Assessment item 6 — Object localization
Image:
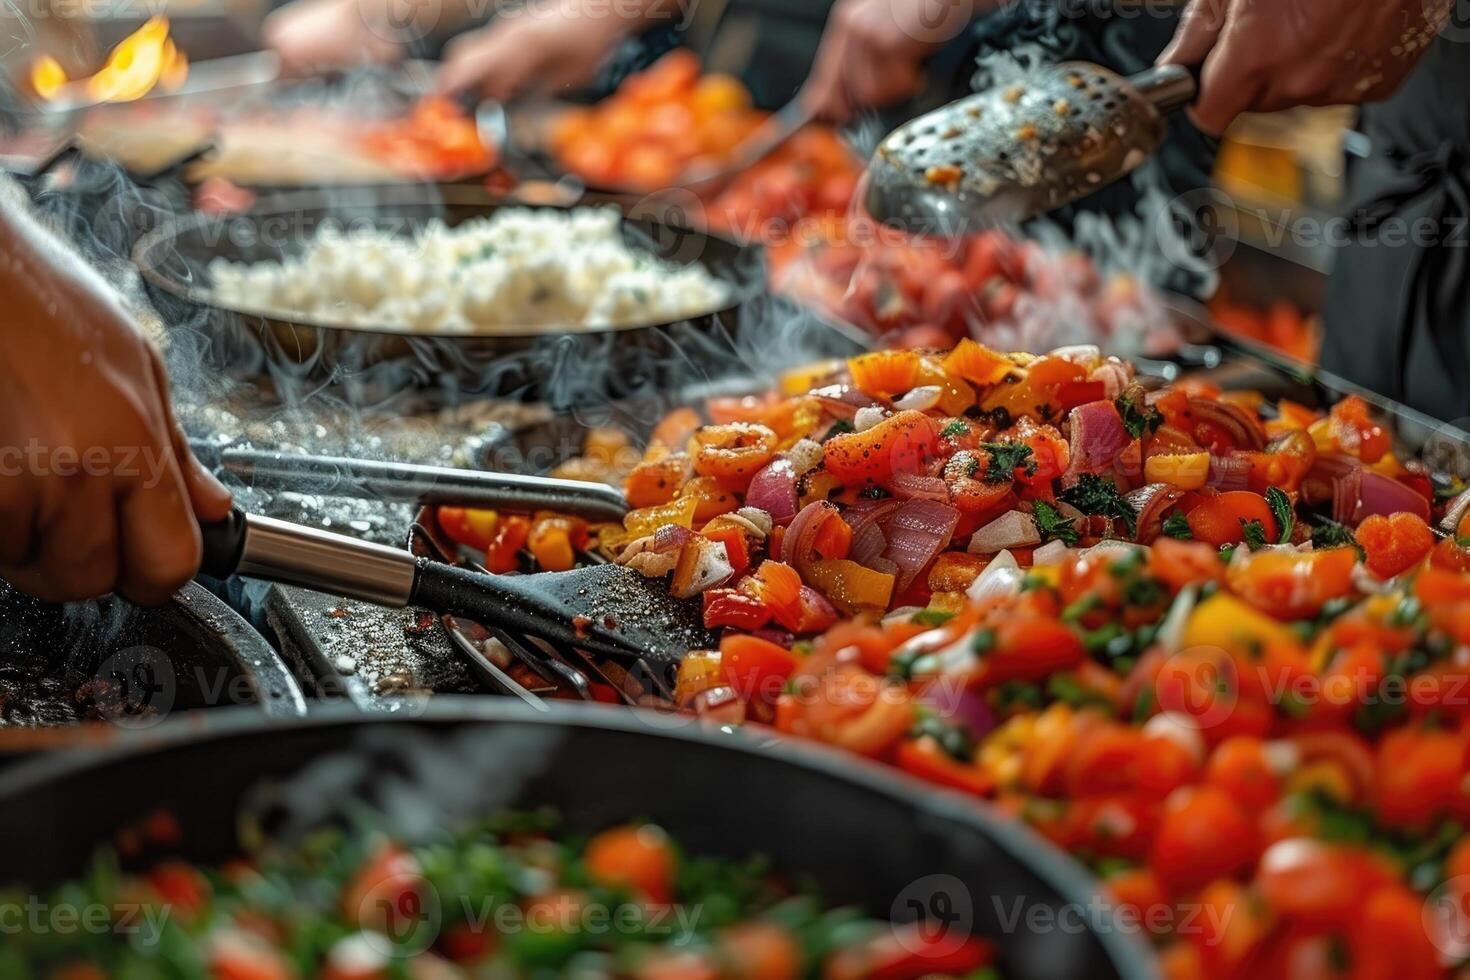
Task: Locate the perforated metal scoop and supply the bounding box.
[865,62,1196,234]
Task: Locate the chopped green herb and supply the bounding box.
[1046,673,1113,709]
[1061,593,1104,623]
[1265,487,1295,544]
[1240,519,1269,551]
[993,680,1044,712]
[940,419,970,440]
[910,608,956,628]
[1032,499,1079,546]
[1161,512,1193,540]
[1019,573,1050,593]
[970,627,996,655]
[1059,474,1138,536]
[980,442,1037,483]
[910,713,975,761]
[1312,520,1366,560]
[1115,396,1163,439]
[1218,544,1238,564]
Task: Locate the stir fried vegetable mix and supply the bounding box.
[434,343,1470,979]
[3,814,997,979]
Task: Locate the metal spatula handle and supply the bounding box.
[200,507,417,607]
[1129,64,1199,115]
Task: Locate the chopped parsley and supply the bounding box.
[1312,520,1366,560]
[910,712,975,761]
[1047,673,1114,710]
[1265,486,1294,543]
[1058,474,1138,537]
[940,419,970,440]
[1115,396,1163,439]
[992,680,1044,713]
[980,442,1036,483]
[1032,499,1079,546]
[970,627,997,655]
[910,607,956,628]
[1161,512,1193,540]
[1240,518,1269,551]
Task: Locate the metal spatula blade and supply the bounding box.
[864,62,1196,234]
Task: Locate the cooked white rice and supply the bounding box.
[207,206,730,333]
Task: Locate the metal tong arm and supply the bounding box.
[212,448,629,521]
[1128,63,1199,115]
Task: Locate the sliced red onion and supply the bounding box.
[1065,400,1131,477]
[850,522,889,567]
[883,498,960,591]
[1440,486,1470,537]
[917,682,998,741]
[968,510,1041,554]
[652,524,694,553]
[799,585,838,623]
[746,458,798,525]
[889,470,951,503]
[784,500,839,577]
[810,383,883,421]
[1332,467,1365,525]
[1354,471,1431,523]
[1206,453,1251,490]
[1126,483,1186,543]
[1302,454,1362,508]
[1188,397,1267,451]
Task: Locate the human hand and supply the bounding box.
[0,210,232,605]
[435,3,640,101]
[1160,0,1453,135]
[800,0,976,122]
[262,0,405,75]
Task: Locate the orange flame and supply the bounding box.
[31,17,189,105]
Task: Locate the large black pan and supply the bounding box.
[0,700,1157,979]
[0,579,306,732]
[132,185,776,407]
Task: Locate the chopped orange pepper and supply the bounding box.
[942,338,1015,387]
[806,559,895,614]
[847,349,920,397]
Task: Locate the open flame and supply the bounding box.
[30,16,189,105]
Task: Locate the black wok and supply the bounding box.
[0,700,1157,979]
[132,185,766,407]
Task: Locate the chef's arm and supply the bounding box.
[0,188,232,604]
[800,0,1005,122]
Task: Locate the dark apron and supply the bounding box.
[1320,36,1470,423]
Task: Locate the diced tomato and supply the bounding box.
[1226,547,1356,619]
[702,589,772,631]
[1150,785,1255,893]
[483,515,531,573]
[825,923,994,980]
[721,633,798,701]
[1355,512,1434,579]
[1184,491,1276,547]
[1147,538,1224,591]
[974,617,1085,687]
[341,842,425,934]
[584,824,677,904]
[1204,736,1280,811]
[895,736,995,797]
[1373,727,1466,829]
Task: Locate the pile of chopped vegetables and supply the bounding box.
[437,342,1470,979]
[4,813,997,979]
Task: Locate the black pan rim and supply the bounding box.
[0,697,1159,977]
[132,185,760,342]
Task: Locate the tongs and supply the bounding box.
[199,506,712,666]
[203,445,628,522]
[864,61,1197,234]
